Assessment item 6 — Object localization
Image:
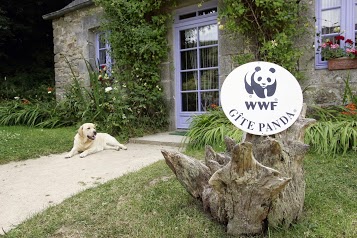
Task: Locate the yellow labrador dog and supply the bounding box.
[65,123,127,158]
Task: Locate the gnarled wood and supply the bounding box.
[161,107,315,236]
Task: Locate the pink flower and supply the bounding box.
[321,43,328,48]
[330,44,339,49]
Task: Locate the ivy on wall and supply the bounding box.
[94,0,174,131]
[219,0,308,80]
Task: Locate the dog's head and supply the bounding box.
[78,123,97,140]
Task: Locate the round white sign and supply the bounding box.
[221,61,303,136]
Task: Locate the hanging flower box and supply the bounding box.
[328,57,357,70]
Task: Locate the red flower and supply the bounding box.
[21,99,30,105]
[210,104,218,110]
[335,35,345,41]
[341,103,357,115]
[345,39,354,44]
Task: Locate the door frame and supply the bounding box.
[173,1,218,129]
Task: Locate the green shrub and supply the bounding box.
[185,109,243,150]
[93,0,171,135]
[305,105,357,155]
[186,105,357,156]
[219,0,309,80]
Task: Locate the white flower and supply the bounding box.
[333,27,340,33]
[105,87,113,92]
[271,40,278,47]
[14,96,20,100]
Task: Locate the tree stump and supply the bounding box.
[161,107,315,236]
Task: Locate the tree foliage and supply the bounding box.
[0,0,72,99]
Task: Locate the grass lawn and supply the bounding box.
[1,126,356,237]
[0,126,76,165]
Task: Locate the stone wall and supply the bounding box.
[52,5,103,100]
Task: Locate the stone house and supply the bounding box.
[43,0,357,130]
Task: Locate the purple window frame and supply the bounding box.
[315,0,357,69]
[96,32,112,70]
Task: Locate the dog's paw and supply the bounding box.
[79,152,87,158]
[122,145,128,150]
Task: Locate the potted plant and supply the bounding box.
[320,35,357,70]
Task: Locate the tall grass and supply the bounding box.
[305,105,357,155]
[186,106,357,156]
[185,109,243,150]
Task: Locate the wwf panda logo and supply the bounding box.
[244,66,277,98]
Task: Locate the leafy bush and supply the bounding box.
[305,106,357,155]
[0,100,63,128]
[93,0,171,135]
[219,0,309,80]
[0,56,168,139]
[185,105,357,156]
[185,109,243,150]
[0,70,55,101]
[305,120,357,155]
[58,58,137,137]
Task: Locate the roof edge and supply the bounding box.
[43,0,94,20]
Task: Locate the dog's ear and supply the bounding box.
[78,126,84,137]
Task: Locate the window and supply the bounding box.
[315,0,357,69]
[96,32,112,70]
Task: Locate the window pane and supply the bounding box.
[179,12,196,20]
[98,33,106,49]
[200,46,218,68]
[181,50,197,70]
[355,3,357,30]
[181,71,198,91]
[322,0,341,8]
[321,9,340,34]
[200,91,219,111]
[200,69,218,90]
[99,49,107,65]
[180,28,197,49]
[182,93,198,111]
[198,8,217,16]
[199,24,218,46]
